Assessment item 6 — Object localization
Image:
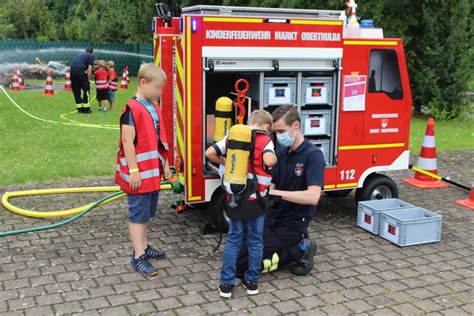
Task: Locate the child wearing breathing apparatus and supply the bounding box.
[206,110,277,298]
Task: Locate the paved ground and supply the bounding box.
[0,151,473,315]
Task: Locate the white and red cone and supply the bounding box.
[17,69,25,90]
[64,67,72,91]
[404,117,447,188]
[120,69,128,90]
[43,70,56,96]
[11,73,20,91]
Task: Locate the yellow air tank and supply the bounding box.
[213,96,234,142]
[223,124,252,208]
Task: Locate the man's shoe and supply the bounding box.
[289,239,317,276]
[144,244,166,260]
[131,254,159,277]
[241,279,259,295]
[218,283,234,298]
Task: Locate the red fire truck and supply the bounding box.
[152,4,412,229]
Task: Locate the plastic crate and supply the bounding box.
[379,207,442,247]
[263,77,296,107]
[308,138,330,165]
[302,77,333,106]
[301,110,331,136]
[357,199,414,235]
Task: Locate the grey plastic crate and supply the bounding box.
[263,77,296,107]
[379,207,442,247]
[301,110,331,136]
[302,77,333,106]
[357,199,414,235]
[308,139,330,165]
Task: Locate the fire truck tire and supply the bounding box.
[324,189,353,198]
[208,187,229,232]
[355,174,398,203]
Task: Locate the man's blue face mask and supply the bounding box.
[276,125,295,147]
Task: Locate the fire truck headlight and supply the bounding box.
[191,18,198,33]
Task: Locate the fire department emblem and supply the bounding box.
[295,163,304,176]
[381,119,389,128]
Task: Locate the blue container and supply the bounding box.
[379,207,442,247]
[357,199,414,235]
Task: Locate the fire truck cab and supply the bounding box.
[152,4,412,228]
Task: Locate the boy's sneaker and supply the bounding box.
[241,279,259,295]
[144,244,166,260]
[218,283,234,298]
[131,254,159,277]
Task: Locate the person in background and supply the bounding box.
[94,60,109,112]
[70,47,94,113]
[106,60,118,111]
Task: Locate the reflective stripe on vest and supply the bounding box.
[115,165,160,182]
[109,81,118,91]
[95,79,109,90]
[120,150,166,169]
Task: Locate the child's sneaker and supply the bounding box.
[131,254,159,276]
[218,283,234,298]
[144,244,166,260]
[241,279,259,295]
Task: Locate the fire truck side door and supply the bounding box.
[363,47,407,144]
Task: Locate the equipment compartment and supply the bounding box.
[263,77,297,107]
[302,77,333,106]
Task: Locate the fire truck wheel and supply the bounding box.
[355,174,398,202]
[324,189,353,198]
[208,187,229,232]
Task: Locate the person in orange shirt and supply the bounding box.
[106,60,118,111]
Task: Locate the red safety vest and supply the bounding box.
[108,69,118,91]
[95,69,109,90]
[248,133,272,200]
[115,97,169,194]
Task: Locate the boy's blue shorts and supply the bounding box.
[127,191,159,223]
[108,90,115,103]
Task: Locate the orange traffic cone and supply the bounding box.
[404,117,448,188]
[455,185,474,210]
[16,69,25,90]
[11,73,20,91]
[44,70,56,96]
[120,69,128,89]
[125,66,130,83]
[64,67,72,91]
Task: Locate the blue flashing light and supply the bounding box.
[361,20,375,28]
[191,18,198,33]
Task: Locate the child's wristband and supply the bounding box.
[129,168,139,173]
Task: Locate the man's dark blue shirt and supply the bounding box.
[267,139,325,233]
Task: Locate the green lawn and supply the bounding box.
[0,79,137,186]
[1,80,473,186]
[409,116,474,153]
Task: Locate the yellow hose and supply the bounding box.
[1,86,119,130]
[1,185,172,218]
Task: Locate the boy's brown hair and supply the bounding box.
[248,110,273,133]
[106,60,115,69]
[138,63,167,83]
[271,105,300,126]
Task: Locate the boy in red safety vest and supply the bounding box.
[206,110,277,298]
[115,63,172,277]
[106,60,118,111]
[94,60,109,111]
